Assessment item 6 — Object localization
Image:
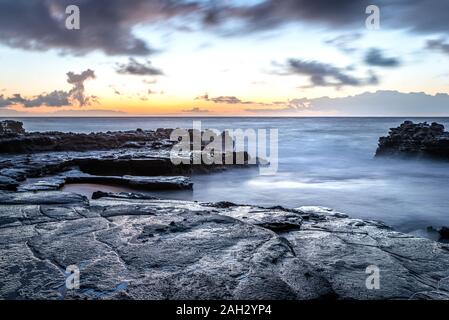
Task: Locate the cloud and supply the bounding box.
[426,38,449,55]
[50,109,127,116]
[0,69,96,108]
[277,59,379,88]
[182,107,209,113]
[195,94,255,104]
[205,0,373,33]
[0,92,70,108]
[66,69,96,106]
[324,33,362,53]
[364,48,401,67]
[3,1,449,57]
[204,0,449,37]
[0,108,128,117]
[143,78,158,84]
[0,0,200,56]
[116,58,164,76]
[246,90,449,116]
[110,86,122,95]
[245,98,311,113]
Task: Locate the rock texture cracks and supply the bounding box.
[1,192,449,300]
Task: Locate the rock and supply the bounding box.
[0,126,253,195]
[1,191,449,300]
[17,169,193,192]
[18,177,66,192]
[439,227,449,240]
[0,175,19,190]
[0,124,240,155]
[0,141,250,194]
[375,121,449,159]
[0,127,172,154]
[0,191,87,205]
[0,168,27,181]
[0,120,25,136]
[91,191,159,200]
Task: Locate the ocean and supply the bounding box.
[6,116,449,238]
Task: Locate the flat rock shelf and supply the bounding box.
[1,191,449,300]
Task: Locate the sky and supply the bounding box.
[1,0,449,116]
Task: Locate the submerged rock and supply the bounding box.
[1,191,449,300]
[375,120,449,159]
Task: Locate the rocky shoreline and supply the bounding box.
[0,121,251,192]
[1,120,449,300]
[2,190,449,299]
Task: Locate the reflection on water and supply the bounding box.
[17,117,449,235]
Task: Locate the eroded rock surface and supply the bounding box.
[376,121,449,159]
[1,191,449,300]
[0,123,253,192]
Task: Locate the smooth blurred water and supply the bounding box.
[7,117,449,235]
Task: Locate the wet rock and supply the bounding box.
[0,168,27,182]
[0,175,19,190]
[0,128,170,154]
[439,227,449,240]
[376,121,449,159]
[0,125,255,197]
[0,191,88,205]
[91,191,159,200]
[18,177,66,192]
[0,120,25,136]
[2,191,449,300]
[18,170,193,192]
[202,201,238,208]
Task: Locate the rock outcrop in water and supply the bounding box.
[1,190,449,300]
[0,122,174,154]
[0,120,25,136]
[0,120,252,192]
[375,120,449,159]
[0,120,235,154]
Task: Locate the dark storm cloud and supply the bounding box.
[0,69,96,108]
[384,0,449,35]
[218,0,372,32]
[278,59,379,88]
[0,0,198,56]
[206,0,449,36]
[426,38,449,55]
[116,58,164,76]
[364,48,400,67]
[2,1,449,56]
